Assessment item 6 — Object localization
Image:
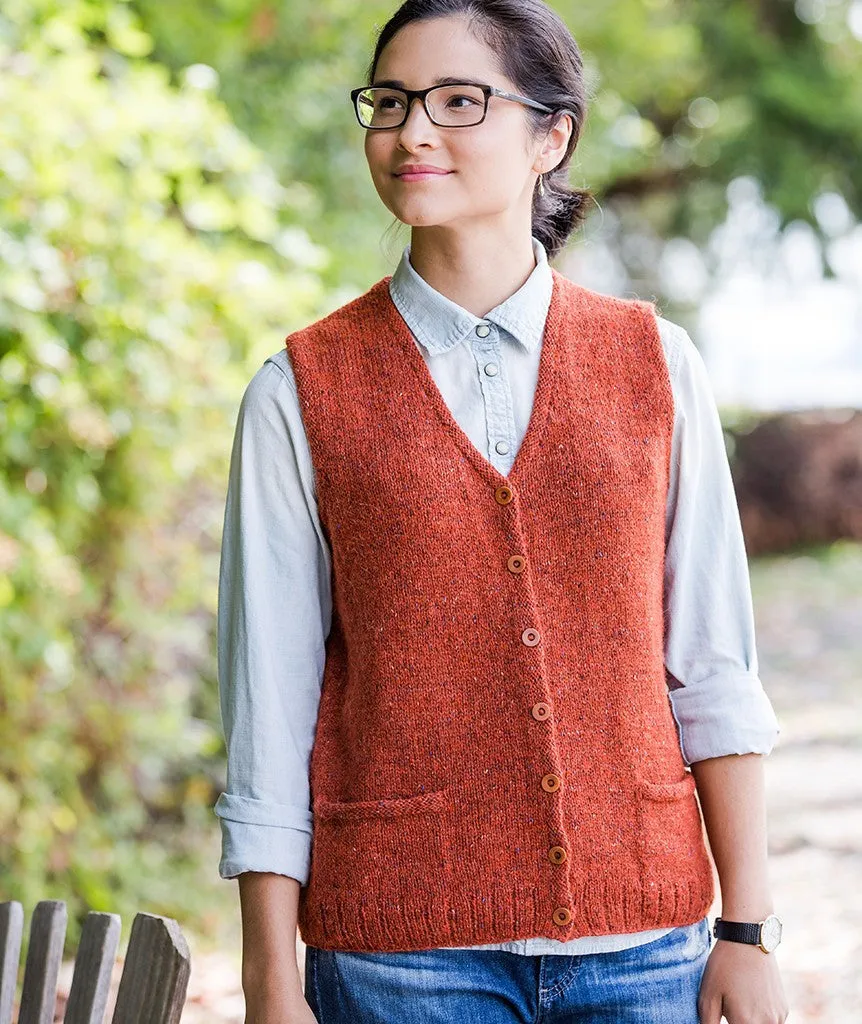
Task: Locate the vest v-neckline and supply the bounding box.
[383,268,564,488]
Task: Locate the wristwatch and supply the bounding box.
[713,913,783,953]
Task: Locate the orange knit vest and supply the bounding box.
[285,267,715,953]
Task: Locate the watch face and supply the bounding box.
[760,915,782,952]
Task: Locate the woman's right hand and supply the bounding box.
[243,981,319,1024]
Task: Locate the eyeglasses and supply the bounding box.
[350,82,556,130]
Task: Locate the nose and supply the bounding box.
[397,95,438,141]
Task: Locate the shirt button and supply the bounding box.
[541,773,562,793]
[495,440,510,455]
[548,846,568,865]
[531,701,551,721]
[507,554,526,573]
[552,907,573,926]
[495,485,513,505]
[521,627,540,646]
[484,362,499,376]
[475,324,491,337]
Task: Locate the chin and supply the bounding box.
[390,199,451,224]
[399,214,440,227]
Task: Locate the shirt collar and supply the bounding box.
[388,235,552,356]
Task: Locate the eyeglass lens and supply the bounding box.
[356,85,487,128]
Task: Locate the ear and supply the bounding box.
[534,111,574,174]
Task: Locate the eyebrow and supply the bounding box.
[370,75,488,89]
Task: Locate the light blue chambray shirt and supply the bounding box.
[214,235,781,955]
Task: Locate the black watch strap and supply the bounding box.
[713,918,761,945]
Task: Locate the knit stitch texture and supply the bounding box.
[284,268,715,952]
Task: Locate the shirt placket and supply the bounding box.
[470,321,517,475]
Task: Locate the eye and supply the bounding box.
[447,94,479,108]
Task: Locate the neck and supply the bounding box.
[407,225,538,319]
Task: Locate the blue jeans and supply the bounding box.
[304,915,712,1022]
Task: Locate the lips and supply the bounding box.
[394,166,451,176]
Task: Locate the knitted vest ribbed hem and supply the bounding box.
[297,861,715,953]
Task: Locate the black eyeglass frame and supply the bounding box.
[349,82,558,129]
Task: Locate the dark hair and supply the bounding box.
[365,0,595,261]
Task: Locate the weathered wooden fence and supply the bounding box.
[0,900,190,1023]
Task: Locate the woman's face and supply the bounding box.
[363,15,550,231]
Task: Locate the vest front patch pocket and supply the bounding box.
[635,771,705,858]
[309,785,455,903]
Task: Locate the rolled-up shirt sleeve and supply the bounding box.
[213,352,331,883]
[660,318,781,766]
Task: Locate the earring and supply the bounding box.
[538,173,545,197]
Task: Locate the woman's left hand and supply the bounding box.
[697,939,790,1024]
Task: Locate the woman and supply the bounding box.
[214,2,790,1022]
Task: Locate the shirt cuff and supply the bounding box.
[214,792,313,883]
[667,672,781,766]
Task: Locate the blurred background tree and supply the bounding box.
[1,0,860,975]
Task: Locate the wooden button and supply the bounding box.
[541,773,562,793]
[494,485,513,505]
[521,628,540,646]
[507,554,526,573]
[548,846,567,865]
[552,906,572,926]
[531,702,551,721]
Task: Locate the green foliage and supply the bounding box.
[0,0,327,945]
